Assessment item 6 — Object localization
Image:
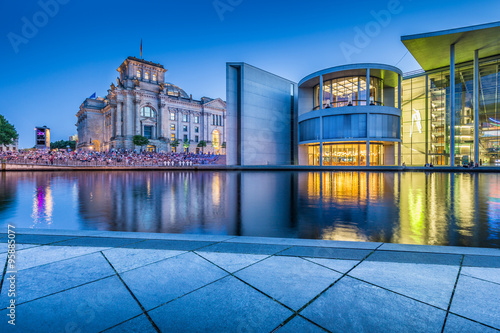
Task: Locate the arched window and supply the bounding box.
[212,130,220,148]
[145,72,150,80]
[141,106,156,118]
[136,70,141,79]
[152,74,157,81]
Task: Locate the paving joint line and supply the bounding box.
[460,273,500,286]
[100,251,161,333]
[0,249,9,296]
[441,255,465,333]
[446,311,500,331]
[192,251,332,333]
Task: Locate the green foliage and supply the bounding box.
[0,114,19,146]
[221,142,226,148]
[132,135,149,147]
[50,140,76,150]
[183,139,190,149]
[170,139,180,148]
[197,140,207,148]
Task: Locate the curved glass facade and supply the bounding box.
[299,118,320,141]
[323,114,367,139]
[369,114,400,139]
[314,76,383,110]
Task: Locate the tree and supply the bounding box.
[0,114,19,146]
[170,139,180,152]
[221,142,226,149]
[133,135,149,151]
[50,140,76,150]
[183,138,190,152]
[197,140,207,153]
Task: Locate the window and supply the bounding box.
[194,116,199,124]
[170,113,175,121]
[183,134,188,141]
[212,130,220,148]
[144,126,153,139]
[170,124,175,131]
[171,133,175,141]
[152,74,157,81]
[145,72,150,80]
[195,135,199,143]
[183,125,188,132]
[141,106,156,118]
[136,70,141,79]
[182,114,188,122]
[194,127,199,133]
[212,115,215,125]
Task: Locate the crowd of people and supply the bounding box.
[0,149,223,167]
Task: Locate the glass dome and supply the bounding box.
[165,83,189,98]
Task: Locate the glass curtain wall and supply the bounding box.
[314,77,382,110]
[402,55,500,166]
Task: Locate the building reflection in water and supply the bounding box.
[0,171,498,248]
[31,181,54,227]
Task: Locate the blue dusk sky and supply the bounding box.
[1,0,499,148]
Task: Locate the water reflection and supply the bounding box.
[0,171,498,248]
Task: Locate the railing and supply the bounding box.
[1,159,218,167]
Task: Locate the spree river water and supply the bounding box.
[0,171,499,248]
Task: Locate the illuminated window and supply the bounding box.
[170,113,175,120]
[194,116,199,124]
[140,106,156,118]
[212,130,220,148]
[136,70,141,79]
[171,133,175,141]
[145,72,150,80]
[152,74,157,81]
[182,114,188,122]
[170,124,175,131]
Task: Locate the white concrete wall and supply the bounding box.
[226,63,296,166]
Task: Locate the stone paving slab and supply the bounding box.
[366,250,462,265]
[148,276,293,332]
[300,276,447,333]
[122,239,215,251]
[378,243,500,256]
[278,246,373,260]
[463,255,500,268]
[0,234,77,245]
[450,275,500,330]
[0,276,143,333]
[200,242,290,255]
[0,230,498,332]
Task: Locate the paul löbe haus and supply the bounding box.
[226,21,500,167]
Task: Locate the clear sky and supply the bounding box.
[1,0,500,148]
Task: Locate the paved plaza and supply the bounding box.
[0,229,499,332]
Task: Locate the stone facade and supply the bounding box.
[76,57,226,153]
[0,139,18,152]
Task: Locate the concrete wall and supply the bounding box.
[226,63,297,166]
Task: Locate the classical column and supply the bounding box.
[158,102,165,139]
[473,49,480,164]
[116,102,122,137]
[135,97,141,136]
[450,44,456,166]
[111,105,116,139]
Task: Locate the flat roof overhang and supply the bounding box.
[299,63,402,88]
[402,21,500,71]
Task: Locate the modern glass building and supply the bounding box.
[298,64,402,166]
[401,21,500,166]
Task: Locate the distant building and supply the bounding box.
[69,134,78,142]
[0,139,18,152]
[35,126,50,150]
[76,57,226,153]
